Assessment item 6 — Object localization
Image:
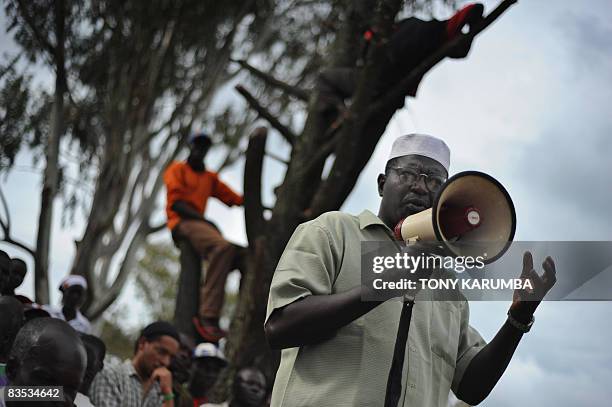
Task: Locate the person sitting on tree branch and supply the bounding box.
[317,3,485,127]
[164,132,244,343]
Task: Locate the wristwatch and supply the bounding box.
[506,309,534,333]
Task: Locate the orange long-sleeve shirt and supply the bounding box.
[164,161,243,230]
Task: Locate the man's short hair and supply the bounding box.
[8,318,55,363]
[133,321,180,353]
[188,131,212,146]
[80,333,107,359]
[0,250,10,269]
[10,258,26,273]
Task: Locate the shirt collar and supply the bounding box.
[358,210,391,232]
[124,359,139,378]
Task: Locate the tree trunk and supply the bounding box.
[173,238,202,337]
[34,0,66,304]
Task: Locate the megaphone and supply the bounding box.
[394,171,516,264]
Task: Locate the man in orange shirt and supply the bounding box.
[164,132,244,342]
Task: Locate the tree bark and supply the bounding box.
[173,239,202,336]
[34,0,66,304]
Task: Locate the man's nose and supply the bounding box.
[409,176,428,194]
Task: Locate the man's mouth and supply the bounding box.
[402,198,427,212]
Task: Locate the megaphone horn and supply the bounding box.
[394,171,516,264]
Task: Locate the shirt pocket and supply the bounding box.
[429,301,461,369]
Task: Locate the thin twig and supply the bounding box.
[0,187,36,256]
[235,84,297,146]
[232,59,309,101]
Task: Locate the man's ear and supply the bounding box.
[137,337,147,353]
[377,174,386,197]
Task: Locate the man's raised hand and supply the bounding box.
[510,251,557,318]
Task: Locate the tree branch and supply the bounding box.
[243,127,268,245]
[0,53,22,81]
[0,187,36,257]
[217,148,245,174]
[15,0,56,57]
[86,221,148,320]
[305,0,404,217]
[146,222,167,234]
[232,59,309,101]
[370,0,518,115]
[265,150,289,166]
[235,85,297,146]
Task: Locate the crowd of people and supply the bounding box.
[0,250,269,407]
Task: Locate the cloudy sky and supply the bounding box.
[2,0,612,405]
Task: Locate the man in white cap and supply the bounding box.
[189,342,228,406]
[264,134,556,407]
[43,274,92,334]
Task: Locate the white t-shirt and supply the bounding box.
[42,305,92,334]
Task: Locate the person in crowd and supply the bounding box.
[4,318,87,407]
[164,132,244,342]
[200,367,267,407]
[0,296,24,387]
[188,342,227,406]
[90,321,180,407]
[0,252,34,305]
[43,274,92,334]
[0,250,10,295]
[265,134,557,406]
[0,257,26,296]
[170,333,196,407]
[75,334,107,407]
[23,305,51,322]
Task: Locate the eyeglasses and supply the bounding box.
[389,167,446,192]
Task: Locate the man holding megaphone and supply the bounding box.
[265,134,556,407]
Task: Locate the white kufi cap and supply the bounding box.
[388,134,450,171]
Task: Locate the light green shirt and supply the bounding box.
[266,210,486,407]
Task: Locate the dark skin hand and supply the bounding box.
[172,200,205,221]
[456,251,556,405]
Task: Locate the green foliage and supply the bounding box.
[0,62,29,169]
[133,242,180,322]
[99,311,137,361]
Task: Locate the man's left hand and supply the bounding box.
[510,251,557,321]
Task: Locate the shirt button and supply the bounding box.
[409,383,416,389]
[409,346,416,352]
